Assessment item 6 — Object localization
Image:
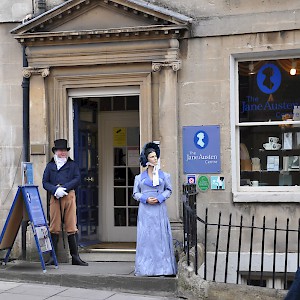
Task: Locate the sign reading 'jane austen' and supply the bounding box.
[183,126,221,174]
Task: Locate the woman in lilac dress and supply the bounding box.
[133,142,177,276]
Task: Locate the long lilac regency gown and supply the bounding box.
[133,169,177,276]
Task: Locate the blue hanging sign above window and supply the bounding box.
[183,126,221,174]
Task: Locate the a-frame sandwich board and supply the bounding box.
[0,185,58,273]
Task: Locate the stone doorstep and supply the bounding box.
[79,249,136,262]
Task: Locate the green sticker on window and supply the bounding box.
[197,175,209,191]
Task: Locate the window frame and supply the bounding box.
[231,54,300,203]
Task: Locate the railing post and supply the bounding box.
[236,215,243,284]
[204,208,208,280]
[195,209,198,275]
[260,216,266,287]
[225,213,232,283]
[182,184,188,255]
[298,218,300,269]
[213,212,221,282]
[284,218,289,290]
[248,215,255,285]
[272,217,277,289]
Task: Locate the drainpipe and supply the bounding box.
[21,46,30,260]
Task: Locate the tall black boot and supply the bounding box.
[68,233,88,266]
[45,233,59,266]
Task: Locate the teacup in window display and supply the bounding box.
[263,137,281,150]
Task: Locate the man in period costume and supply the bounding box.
[42,139,88,266]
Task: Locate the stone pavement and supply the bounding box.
[0,257,181,299]
[0,280,181,300]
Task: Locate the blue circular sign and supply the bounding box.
[194,130,209,149]
[257,63,281,94]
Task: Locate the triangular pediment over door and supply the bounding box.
[11,0,192,62]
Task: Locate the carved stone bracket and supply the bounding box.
[152,60,182,72]
[22,67,50,78]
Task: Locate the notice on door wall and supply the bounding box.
[128,148,139,166]
[113,127,126,147]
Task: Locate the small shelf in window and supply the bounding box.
[258,149,300,156]
[241,170,281,173]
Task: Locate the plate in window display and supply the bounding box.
[263,143,281,150]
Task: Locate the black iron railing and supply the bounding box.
[182,183,300,289]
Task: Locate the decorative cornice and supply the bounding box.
[152,60,181,72]
[15,25,188,45]
[23,67,50,78]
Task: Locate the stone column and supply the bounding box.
[152,60,182,238]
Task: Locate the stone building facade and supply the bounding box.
[1,0,300,287]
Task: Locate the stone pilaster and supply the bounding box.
[152,60,181,225]
[24,67,49,197]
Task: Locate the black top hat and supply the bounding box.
[52,139,71,153]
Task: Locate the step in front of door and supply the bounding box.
[79,249,136,262]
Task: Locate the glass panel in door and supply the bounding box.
[113,128,140,227]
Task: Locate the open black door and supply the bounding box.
[73,98,99,246]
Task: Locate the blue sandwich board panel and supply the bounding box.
[0,186,58,272]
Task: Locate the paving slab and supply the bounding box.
[0,280,182,300]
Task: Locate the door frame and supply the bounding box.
[68,85,142,242]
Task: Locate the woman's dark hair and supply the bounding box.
[139,142,160,167]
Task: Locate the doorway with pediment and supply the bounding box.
[11,0,191,249]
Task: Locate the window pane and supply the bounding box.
[127,147,139,166]
[128,208,138,226]
[126,96,139,110]
[240,125,300,187]
[114,208,126,226]
[114,168,126,186]
[114,188,126,206]
[128,187,137,206]
[114,147,126,166]
[128,167,139,186]
[238,59,300,189]
[127,127,139,146]
[99,97,111,111]
[113,96,125,111]
[239,59,300,123]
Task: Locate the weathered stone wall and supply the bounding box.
[0,0,32,22]
[0,22,25,258]
[147,0,300,36]
[178,260,288,300]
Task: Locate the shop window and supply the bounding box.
[236,59,300,199]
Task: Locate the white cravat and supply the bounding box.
[147,162,160,186]
[54,154,67,170]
